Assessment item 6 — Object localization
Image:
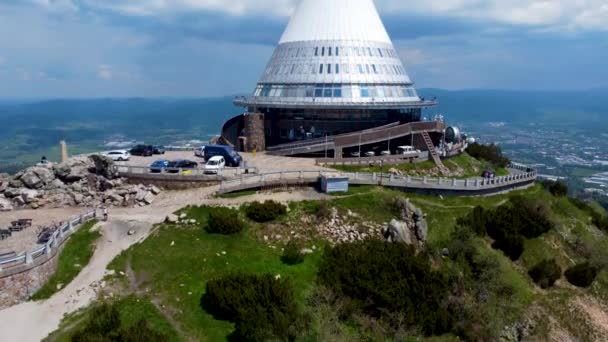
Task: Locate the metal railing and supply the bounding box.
[0,210,97,277]
[217,164,537,195]
[113,165,259,181]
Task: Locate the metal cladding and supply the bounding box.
[235,0,434,110]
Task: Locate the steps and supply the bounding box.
[421,131,449,175]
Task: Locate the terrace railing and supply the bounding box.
[0,210,97,278]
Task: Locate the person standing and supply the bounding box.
[102,207,108,222]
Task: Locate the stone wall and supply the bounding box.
[0,245,61,310]
[244,113,266,152]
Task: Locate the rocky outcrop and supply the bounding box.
[382,197,428,248]
[0,156,161,211]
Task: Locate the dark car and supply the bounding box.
[130,144,154,157]
[167,160,198,174]
[149,160,170,173]
[152,145,166,155]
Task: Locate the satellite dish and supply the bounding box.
[445,126,461,144]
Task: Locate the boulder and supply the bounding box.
[383,219,412,245]
[8,178,24,188]
[165,214,178,224]
[0,195,13,211]
[53,163,72,179]
[388,168,403,176]
[135,190,147,202]
[4,187,23,198]
[12,196,25,207]
[143,192,154,205]
[89,155,117,179]
[21,189,40,204]
[73,193,84,204]
[106,192,124,203]
[20,171,42,189]
[150,186,161,195]
[31,167,55,185]
[415,219,428,242]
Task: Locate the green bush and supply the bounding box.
[459,196,553,260]
[245,200,287,223]
[570,198,608,232]
[467,142,510,168]
[71,303,167,342]
[542,180,568,197]
[528,259,562,289]
[565,262,598,288]
[206,207,244,234]
[318,240,453,336]
[282,240,305,265]
[203,273,306,341]
[315,201,333,221]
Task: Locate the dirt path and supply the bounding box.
[0,185,326,342]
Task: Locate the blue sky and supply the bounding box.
[0,0,607,98]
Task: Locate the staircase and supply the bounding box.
[421,131,449,175]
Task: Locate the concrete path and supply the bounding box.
[0,185,327,341]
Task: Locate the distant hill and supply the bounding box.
[418,89,608,125]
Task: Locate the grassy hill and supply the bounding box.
[46,183,608,341]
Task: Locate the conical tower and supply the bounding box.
[230,0,439,153]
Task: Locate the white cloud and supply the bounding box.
[27,0,606,32]
[97,64,114,80]
[97,64,138,81]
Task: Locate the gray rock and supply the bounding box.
[8,178,24,188]
[20,171,42,189]
[73,193,84,204]
[71,182,83,192]
[300,248,314,255]
[3,187,22,198]
[384,219,412,245]
[89,154,117,179]
[150,186,161,195]
[106,192,124,203]
[21,189,40,204]
[415,219,428,242]
[143,192,154,205]
[0,195,13,211]
[53,163,72,179]
[135,190,147,202]
[12,196,25,206]
[165,214,178,223]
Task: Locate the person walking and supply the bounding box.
[102,207,108,222]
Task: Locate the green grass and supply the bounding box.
[329,153,507,179]
[44,295,182,342]
[107,208,322,341]
[218,189,257,199]
[32,220,100,300]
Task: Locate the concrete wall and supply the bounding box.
[0,245,62,310]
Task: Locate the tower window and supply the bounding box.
[314,47,319,56]
[357,64,364,73]
[328,47,332,56]
[372,64,377,74]
[319,64,324,74]
[367,47,373,56]
[365,64,370,74]
[321,47,325,56]
[327,64,332,74]
[336,47,340,56]
[378,48,383,57]
[335,64,340,74]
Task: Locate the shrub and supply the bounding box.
[565,262,598,288]
[459,196,553,260]
[318,240,453,336]
[71,303,167,342]
[542,180,568,197]
[245,200,287,223]
[315,201,333,221]
[206,207,244,234]
[466,143,510,168]
[282,240,305,265]
[204,273,306,341]
[528,259,562,289]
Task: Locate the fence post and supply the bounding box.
[69,220,74,232]
[45,242,52,255]
[25,252,33,265]
[452,178,456,186]
[423,177,427,184]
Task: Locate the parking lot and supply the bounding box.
[119,151,331,175]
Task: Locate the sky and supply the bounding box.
[0,0,607,98]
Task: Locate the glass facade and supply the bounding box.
[253,83,418,99]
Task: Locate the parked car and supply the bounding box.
[350,151,361,158]
[152,145,166,154]
[364,151,375,157]
[167,160,198,174]
[203,145,241,167]
[380,150,391,156]
[204,156,226,174]
[397,145,420,156]
[149,160,170,173]
[104,150,130,161]
[130,145,154,157]
[194,146,205,158]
